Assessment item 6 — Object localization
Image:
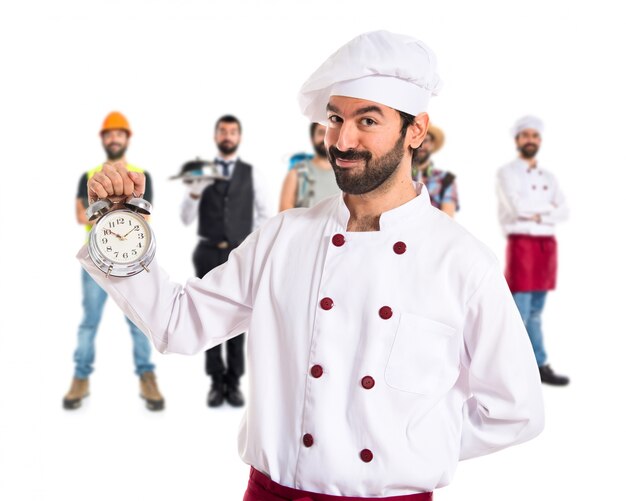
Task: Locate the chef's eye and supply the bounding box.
[328,115,343,124]
[360,117,376,126]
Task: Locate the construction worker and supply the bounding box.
[63,111,165,411]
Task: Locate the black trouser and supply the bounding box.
[193,241,245,383]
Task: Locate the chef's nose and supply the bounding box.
[334,121,359,151]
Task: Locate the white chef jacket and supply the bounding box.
[78,184,544,497]
[497,158,569,236]
[180,156,271,230]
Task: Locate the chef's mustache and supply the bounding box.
[107,143,123,148]
[328,145,372,162]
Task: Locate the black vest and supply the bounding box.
[198,160,254,247]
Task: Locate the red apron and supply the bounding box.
[243,468,433,501]
[505,234,558,293]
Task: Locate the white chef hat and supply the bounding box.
[511,115,544,137]
[298,30,443,124]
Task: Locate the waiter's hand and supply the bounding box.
[88,162,146,205]
[185,177,214,200]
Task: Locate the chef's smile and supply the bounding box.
[334,157,365,168]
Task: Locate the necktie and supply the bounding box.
[217,160,232,177]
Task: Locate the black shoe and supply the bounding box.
[539,365,570,386]
[225,381,245,407]
[207,376,225,407]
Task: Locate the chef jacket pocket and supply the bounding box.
[385,313,461,395]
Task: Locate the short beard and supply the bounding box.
[218,141,238,156]
[329,134,405,195]
[519,144,539,159]
[313,141,327,157]
[105,143,127,161]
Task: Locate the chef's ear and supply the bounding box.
[407,113,429,150]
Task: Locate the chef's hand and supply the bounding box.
[88,162,146,205]
[185,178,214,200]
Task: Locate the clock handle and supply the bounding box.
[86,199,113,222]
[125,197,152,215]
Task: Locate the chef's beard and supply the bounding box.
[328,134,405,195]
[105,143,127,161]
[519,143,539,159]
[217,141,239,155]
[313,141,327,157]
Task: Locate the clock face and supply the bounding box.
[93,211,151,264]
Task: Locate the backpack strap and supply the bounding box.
[295,160,312,208]
[439,172,458,210]
[440,172,455,198]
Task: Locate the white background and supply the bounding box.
[0,1,624,500]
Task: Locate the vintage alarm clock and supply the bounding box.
[86,196,155,278]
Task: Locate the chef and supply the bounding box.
[497,116,570,386]
[80,31,544,500]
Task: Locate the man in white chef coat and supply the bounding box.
[497,116,570,386]
[80,31,544,500]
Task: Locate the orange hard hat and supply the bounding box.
[100,111,132,137]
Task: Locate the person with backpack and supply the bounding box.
[279,123,340,210]
[411,124,459,217]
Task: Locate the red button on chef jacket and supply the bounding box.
[393,241,407,254]
[311,365,323,378]
[361,376,375,389]
[303,434,314,447]
[320,298,334,310]
[379,306,393,319]
[360,449,374,462]
[332,234,345,247]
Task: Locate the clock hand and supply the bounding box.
[123,226,138,238]
[108,230,126,240]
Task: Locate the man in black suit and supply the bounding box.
[180,115,268,408]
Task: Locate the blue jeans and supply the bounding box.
[73,269,155,379]
[512,291,548,367]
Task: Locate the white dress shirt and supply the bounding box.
[180,156,270,230]
[497,158,569,236]
[78,184,543,497]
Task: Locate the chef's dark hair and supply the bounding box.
[215,115,242,133]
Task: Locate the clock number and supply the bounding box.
[108,221,115,228]
[104,229,112,235]
[101,237,108,244]
[117,217,125,225]
[106,246,112,252]
[123,252,129,259]
[114,251,119,258]
[132,250,138,256]
[138,242,142,248]
[138,233,145,239]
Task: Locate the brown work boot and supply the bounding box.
[139,371,165,411]
[63,377,89,410]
